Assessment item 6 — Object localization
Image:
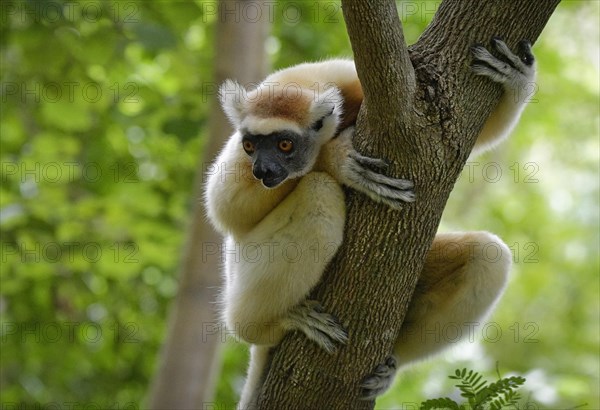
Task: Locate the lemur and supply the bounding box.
[205,38,536,407]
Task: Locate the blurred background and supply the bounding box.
[1,1,598,409]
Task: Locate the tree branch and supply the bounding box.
[342,0,415,124]
[258,1,560,408]
[411,0,561,157]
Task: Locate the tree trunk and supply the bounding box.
[146,1,269,408]
[256,1,560,408]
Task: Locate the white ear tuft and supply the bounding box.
[219,80,247,126]
[309,86,343,122]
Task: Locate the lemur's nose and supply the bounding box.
[252,162,273,181]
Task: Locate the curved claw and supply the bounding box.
[517,39,535,66]
[470,36,536,85]
[341,151,415,209]
[284,300,348,354]
[350,152,389,171]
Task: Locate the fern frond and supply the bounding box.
[451,368,490,406]
[479,375,526,407]
[431,368,530,410]
[419,397,461,410]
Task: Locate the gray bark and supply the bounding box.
[146,1,270,407]
[256,0,560,408]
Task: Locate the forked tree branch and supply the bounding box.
[257,1,560,408]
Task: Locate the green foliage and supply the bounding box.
[419,368,526,410]
[1,0,212,406]
[420,397,461,410]
[449,368,524,409]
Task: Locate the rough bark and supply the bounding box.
[257,0,560,408]
[146,1,269,408]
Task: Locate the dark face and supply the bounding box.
[241,130,315,188]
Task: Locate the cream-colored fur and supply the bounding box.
[394,232,511,365]
[205,39,535,407]
[221,171,345,345]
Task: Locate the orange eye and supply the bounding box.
[242,140,255,154]
[278,139,293,153]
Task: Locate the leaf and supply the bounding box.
[420,397,461,410]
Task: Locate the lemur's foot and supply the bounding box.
[471,37,536,87]
[344,150,415,209]
[283,300,348,354]
[359,356,398,400]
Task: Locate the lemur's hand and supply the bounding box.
[343,150,415,209]
[334,127,415,209]
[471,37,536,91]
[282,300,348,354]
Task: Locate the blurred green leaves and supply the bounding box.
[1,0,211,406]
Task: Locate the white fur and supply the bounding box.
[205,53,533,404]
[264,58,357,90]
[219,80,247,126]
[470,80,535,156]
[241,116,302,136]
[471,45,537,156]
[394,231,511,366]
[222,172,345,345]
[239,345,270,409]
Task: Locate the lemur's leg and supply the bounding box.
[360,231,511,400]
[395,231,511,363]
[471,37,536,155]
[359,356,398,400]
[283,300,348,353]
[239,345,271,410]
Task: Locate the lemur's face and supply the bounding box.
[240,116,331,188]
[219,80,343,189]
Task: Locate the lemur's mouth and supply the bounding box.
[261,175,286,189]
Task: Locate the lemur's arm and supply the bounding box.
[471,38,536,155]
[222,171,348,348]
[230,172,349,409]
[360,38,535,400]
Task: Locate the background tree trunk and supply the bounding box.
[257,0,560,408]
[147,1,270,408]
